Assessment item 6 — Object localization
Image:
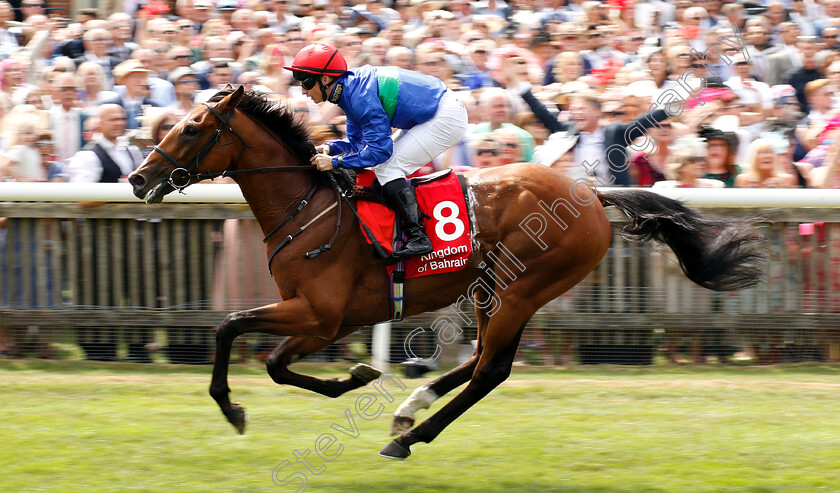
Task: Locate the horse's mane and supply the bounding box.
[208,89,355,190]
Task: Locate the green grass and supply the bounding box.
[3,360,840,492]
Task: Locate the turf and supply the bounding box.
[2,360,840,492]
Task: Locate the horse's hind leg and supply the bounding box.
[389,354,478,435]
[265,326,382,398]
[381,303,530,460]
[390,305,491,435]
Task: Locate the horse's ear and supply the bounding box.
[223,83,234,90]
[218,84,245,112]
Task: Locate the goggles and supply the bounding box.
[293,71,319,90]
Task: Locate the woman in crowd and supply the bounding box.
[0,114,43,181]
[137,108,182,159]
[735,138,798,188]
[551,51,585,85]
[258,44,291,95]
[76,62,117,110]
[34,130,65,182]
[699,124,741,187]
[645,49,671,90]
[653,137,726,188]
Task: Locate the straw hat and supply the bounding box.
[112,59,152,84]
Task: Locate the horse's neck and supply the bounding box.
[231,116,319,240]
[234,163,316,240]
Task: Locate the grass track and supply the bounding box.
[2,360,840,492]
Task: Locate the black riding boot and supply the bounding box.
[383,179,433,259]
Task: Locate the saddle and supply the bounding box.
[354,169,473,278]
[352,168,473,321]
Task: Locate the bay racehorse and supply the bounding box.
[127,86,766,460]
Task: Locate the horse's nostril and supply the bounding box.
[128,174,145,188]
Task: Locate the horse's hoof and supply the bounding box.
[389,415,414,436]
[379,440,411,460]
[228,402,248,434]
[349,363,382,384]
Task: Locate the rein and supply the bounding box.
[151,99,387,272]
[151,100,343,270]
[151,102,306,192]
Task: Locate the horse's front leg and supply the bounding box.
[210,298,340,434]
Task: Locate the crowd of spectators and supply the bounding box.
[0,0,839,187]
[4,0,840,362]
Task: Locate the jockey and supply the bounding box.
[283,42,468,261]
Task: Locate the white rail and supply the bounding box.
[2,183,840,207]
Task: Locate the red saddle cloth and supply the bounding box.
[355,170,473,278]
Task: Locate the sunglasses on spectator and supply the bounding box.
[173,54,194,60]
[160,124,175,131]
[178,78,200,84]
[477,148,499,156]
[503,142,518,148]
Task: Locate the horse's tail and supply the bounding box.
[597,189,767,291]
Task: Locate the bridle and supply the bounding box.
[151,101,306,193]
[148,99,380,269]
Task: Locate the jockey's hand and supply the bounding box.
[310,153,334,172]
[315,144,330,155]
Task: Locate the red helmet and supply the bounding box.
[283,43,348,77]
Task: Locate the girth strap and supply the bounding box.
[267,201,338,275]
[263,181,319,243]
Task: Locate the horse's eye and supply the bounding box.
[183,125,198,137]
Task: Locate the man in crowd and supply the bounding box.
[49,72,85,163]
[67,104,143,183]
[103,59,160,130]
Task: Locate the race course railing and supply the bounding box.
[2,183,840,366]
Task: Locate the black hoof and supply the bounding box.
[227,402,248,434]
[379,440,412,460]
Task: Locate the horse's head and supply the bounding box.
[128,85,246,203]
